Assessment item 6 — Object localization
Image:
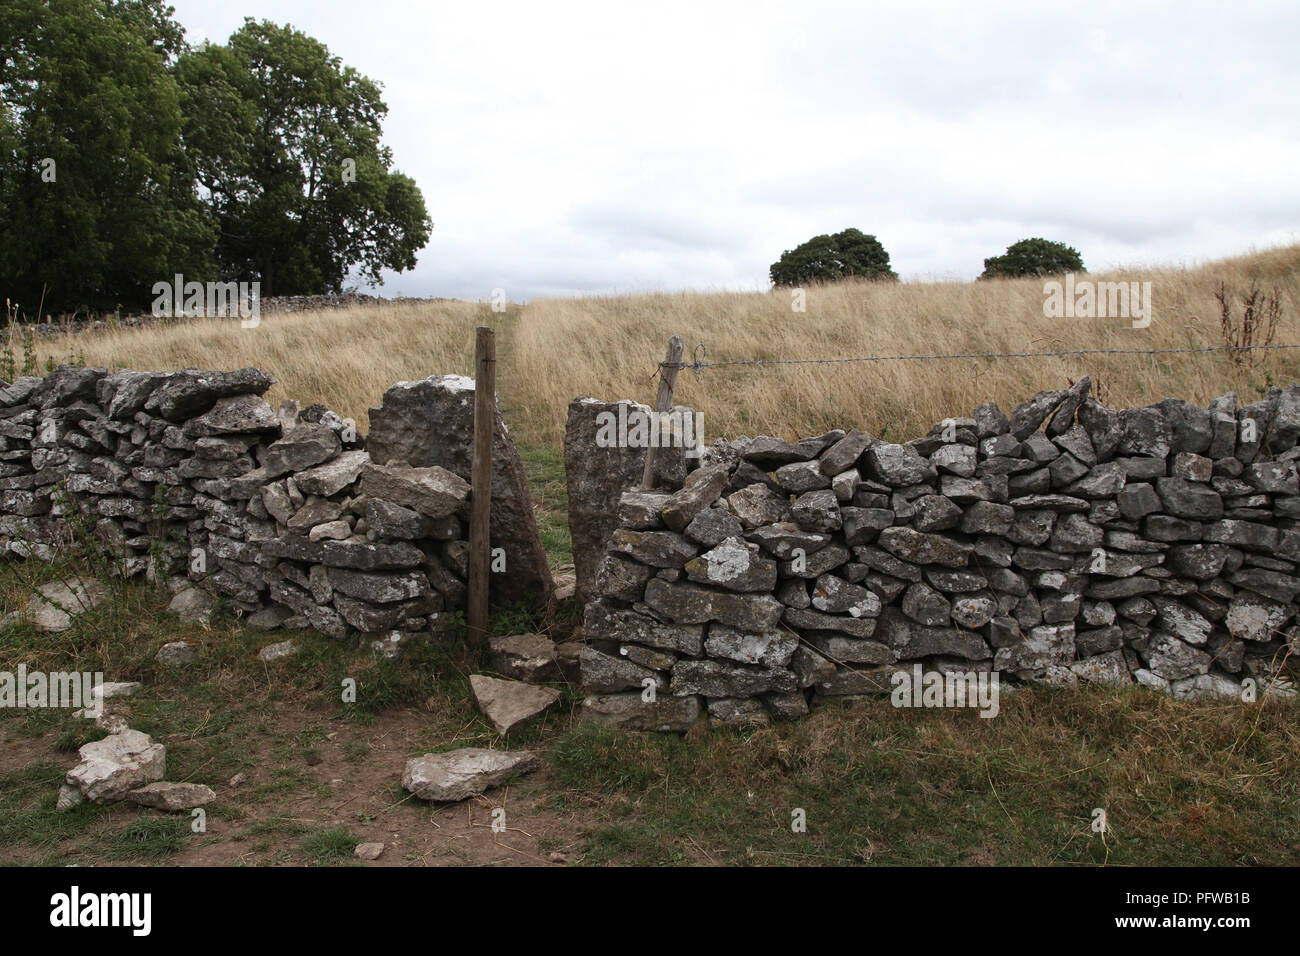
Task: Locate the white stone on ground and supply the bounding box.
[28,577,109,632]
[402,749,539,802]
[257,640,298,662]
[167,587,215,624]
[126,781,216,811]
[470,675,560,736]
[64,729,166,804]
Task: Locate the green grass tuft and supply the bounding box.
[298,826,359,864]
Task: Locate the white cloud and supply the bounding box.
[169,0,1300,299]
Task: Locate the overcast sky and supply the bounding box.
[169,0,1300,301]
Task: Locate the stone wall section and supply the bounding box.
[0,366,552,653]
[575,377,1300,730]
[564,396,695,606]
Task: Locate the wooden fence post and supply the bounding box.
[641,335,684,489]
[468,326,496,651]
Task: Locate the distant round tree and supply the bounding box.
[980,238,1085,279]
[770,228,898,286]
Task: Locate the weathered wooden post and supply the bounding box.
[467,326,496,650]
[641,334,684,490]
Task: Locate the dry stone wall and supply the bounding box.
[0,365,551,652]
[565,396,695,606]
[576,376,1300,731]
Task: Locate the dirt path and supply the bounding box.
[175,707,583,867]
[3,700,588,867]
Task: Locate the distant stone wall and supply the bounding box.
[575,377,1300,731]
[0,366,551,653]
[24,293,445,337]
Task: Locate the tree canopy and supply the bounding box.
[0,0,431,314]
[176,19,431,295]
[980,238,1085,279]
[769,228,898,286]
[0,0,213,314]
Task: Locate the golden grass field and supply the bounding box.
[17,243,1300,455]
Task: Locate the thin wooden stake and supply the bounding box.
[642,334,684,489]
[468,326,496,650]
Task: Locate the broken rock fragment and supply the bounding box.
[402,749,539,802]
[470,674,561,736]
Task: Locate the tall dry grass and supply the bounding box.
[512,245,1300,447]
[22,300,492,429]
[23,244,1300,453]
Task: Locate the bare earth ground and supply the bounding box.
[165,707,581,868]
[2,685,587,868]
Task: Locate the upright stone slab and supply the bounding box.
[366,374,552,610]
[564,396,697,605]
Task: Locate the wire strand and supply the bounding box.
[664,342,1300,372]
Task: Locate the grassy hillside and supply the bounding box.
[513,244,1300,449]
[17,244,1300,459]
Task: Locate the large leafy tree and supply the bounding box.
[176,20,431,295]
[0,0,213,314]
[769,228,898,286]
[980,238,1085,279]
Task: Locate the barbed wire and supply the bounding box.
[665,341,1300,372]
